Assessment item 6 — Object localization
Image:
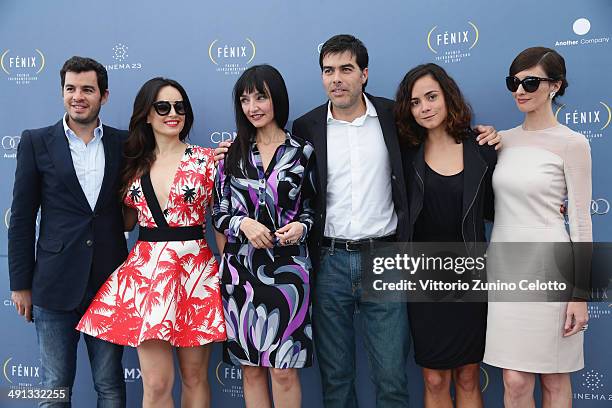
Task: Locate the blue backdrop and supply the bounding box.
[1,0,610,406]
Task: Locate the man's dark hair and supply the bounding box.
[60,56,108,93]
[319,35,369,89]
[319,34,369,71]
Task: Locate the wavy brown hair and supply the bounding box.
[394,63,472,147]
[120,77,194,198]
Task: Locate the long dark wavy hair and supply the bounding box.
[224,64,289,176]
[394,63,472,147]
[121,77,194,198]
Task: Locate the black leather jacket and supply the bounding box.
[402,133,497,254]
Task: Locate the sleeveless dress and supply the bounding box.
[410,164,487,369]
[213,133,316,368]
[77,145,226,347]
[483,124,591,373]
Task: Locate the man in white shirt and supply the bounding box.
[8,56,128,407]
[291,34,411,408]
[291,34,498,407]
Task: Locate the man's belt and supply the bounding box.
[321,235,396,251]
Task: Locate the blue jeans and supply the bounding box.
[33,305,125,408]
[314,246,410,408]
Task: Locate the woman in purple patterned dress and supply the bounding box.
[212,64,316,406]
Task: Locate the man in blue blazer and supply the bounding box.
[8,56,128,407]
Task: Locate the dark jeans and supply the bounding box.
[33,304,125,408]
[314,246,410,408]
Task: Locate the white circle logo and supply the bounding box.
[573,18,591,36]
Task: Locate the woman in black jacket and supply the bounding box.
[395,63,497,408]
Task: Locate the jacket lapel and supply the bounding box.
[310,104,328,198]
[410,144,426,225]
[44,121,91,211]
[93,126,118,212]
[462,138,488,218]
[370,95,401,165]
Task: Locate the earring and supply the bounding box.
[549,91,556,99]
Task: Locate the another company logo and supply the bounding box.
[583,370,605,392]
[215,361,243,398]
[113,43,129,62]
[105,43,143,71]
[480,366,489,392]
[573,18,591,36]
[426,21,479,64]
[2,357,41,386]
[556,18,610,48]
[208,38,256,75]
[210,131,237,144]
[2,136,20,150]
[2,135,20,159]
[555,102,611,141]
[591,198,610,215]
[563,199,610,223]
[0,48,45,85]
[574,369,612,402]
[124,367,142,383]
[4,209,41,233]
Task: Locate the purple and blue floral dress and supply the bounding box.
[213,132,316,368]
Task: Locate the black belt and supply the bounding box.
[322,235,396,251]
[138,225,204,242]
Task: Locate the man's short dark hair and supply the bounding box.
[319,34,369,72]
[60,56,108,93]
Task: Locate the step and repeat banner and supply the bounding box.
[1,0,610,406]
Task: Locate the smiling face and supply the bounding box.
[409,74,448,132]
[147,85,185,138]
[240,85,275,129]
[62,70,108,126]
[321,51,368,112]
[511,65,561,114]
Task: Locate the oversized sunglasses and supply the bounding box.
[152,100,186,116]
[505,76,556,93]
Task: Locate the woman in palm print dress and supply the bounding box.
[77,77,225,408]
[213,65,316,406]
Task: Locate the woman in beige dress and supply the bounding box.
[483,47,591,407]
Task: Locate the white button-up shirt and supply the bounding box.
[63,114,106,210]
[324,95,397,240]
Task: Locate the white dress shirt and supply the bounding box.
[324,95,397,240]
[63,114,106,210]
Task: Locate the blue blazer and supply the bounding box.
[8,120,128,310]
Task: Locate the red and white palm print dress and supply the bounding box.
[77,145,226,347]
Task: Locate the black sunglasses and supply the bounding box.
[505,76,556,93]
[152,100,186,116]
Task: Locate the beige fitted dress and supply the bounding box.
[483,124,592,373]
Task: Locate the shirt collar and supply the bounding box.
[63,113,104,141]
[326,93,378,125]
